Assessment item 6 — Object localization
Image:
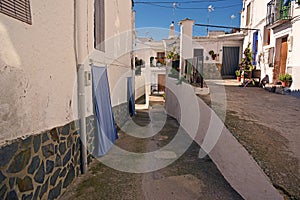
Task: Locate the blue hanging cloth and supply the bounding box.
[92,66,118,157]
[128,77,135,116]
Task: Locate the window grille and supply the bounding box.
[0,0,32,24]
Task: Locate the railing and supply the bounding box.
[167,58,204,87]
[266,0,291,26]
[185,57,204,88]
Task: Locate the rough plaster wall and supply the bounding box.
[0,66,30,141]
[0,0,76,142]
[0,0,134,142]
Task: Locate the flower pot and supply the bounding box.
[237,77,241,82]
[281,81,291,87]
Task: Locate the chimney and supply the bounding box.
[178,18,194,59]
[169,21,175,39]
[178,18,194,79]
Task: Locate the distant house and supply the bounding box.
[134,20,244,107]
[240,0,300,90]
[166,19,244,80]
[0,0,134,199]
[135,37,168,107]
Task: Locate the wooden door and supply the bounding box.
[158,74,166,92]
[274,37,288,82]
[280,37,288,75]
[273,38,282,82]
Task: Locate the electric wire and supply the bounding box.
[194,23,259,31]
[134,2,242,10]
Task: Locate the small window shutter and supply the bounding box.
[0,0,32,24]
[94,0,105,51]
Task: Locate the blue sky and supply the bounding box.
[134,0,243,40]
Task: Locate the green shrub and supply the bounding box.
[279,73,292,82]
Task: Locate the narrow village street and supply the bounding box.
[200,80,300,200]
[2,1,300,199]
[59,100,242,200]
[59,81,300,200]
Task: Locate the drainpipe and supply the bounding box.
[74,0,88,174]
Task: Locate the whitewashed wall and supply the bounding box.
[240,0,300,90]
[0,0,76,142]
[0,0,134,142]
[135,71,146,100]
[289,2,300,90]
[88,0,134,108]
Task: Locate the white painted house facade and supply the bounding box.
[0,0,134,199]
[169,19,244,80]
[135,37,167,108]
[240,0,300,90]
[134,20,244,107]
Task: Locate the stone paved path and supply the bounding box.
[59,101,242,200]
[202,80,300,199]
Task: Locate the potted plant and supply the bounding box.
[235,70,241,82]
[239,43,254,82]
[167,47,180,71]
[209,50,217,60]
[239,43,254,71]
[279,73,292,87]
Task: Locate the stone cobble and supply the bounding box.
[0,120,82,200]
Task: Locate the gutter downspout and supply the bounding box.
[74,0,88,174]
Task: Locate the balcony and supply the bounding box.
[266,0,292,27]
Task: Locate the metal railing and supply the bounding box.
[266,0,291,26]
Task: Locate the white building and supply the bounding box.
[135,37,168,108]
[0,0,134,199]
[134,20,244,107]
[171,19,244,80]
[240,0,300,90]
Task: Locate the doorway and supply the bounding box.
[221,47,240,78]
[158,74,166,92]
[273,36,288,82]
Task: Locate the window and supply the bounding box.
[94,0,105,51]
[246,3,251,26]
[0,0,32,24]
[263,26,271,45]
[156,52,165,65]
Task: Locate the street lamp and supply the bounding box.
[207,5,214,35]
[230,14,236,26]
